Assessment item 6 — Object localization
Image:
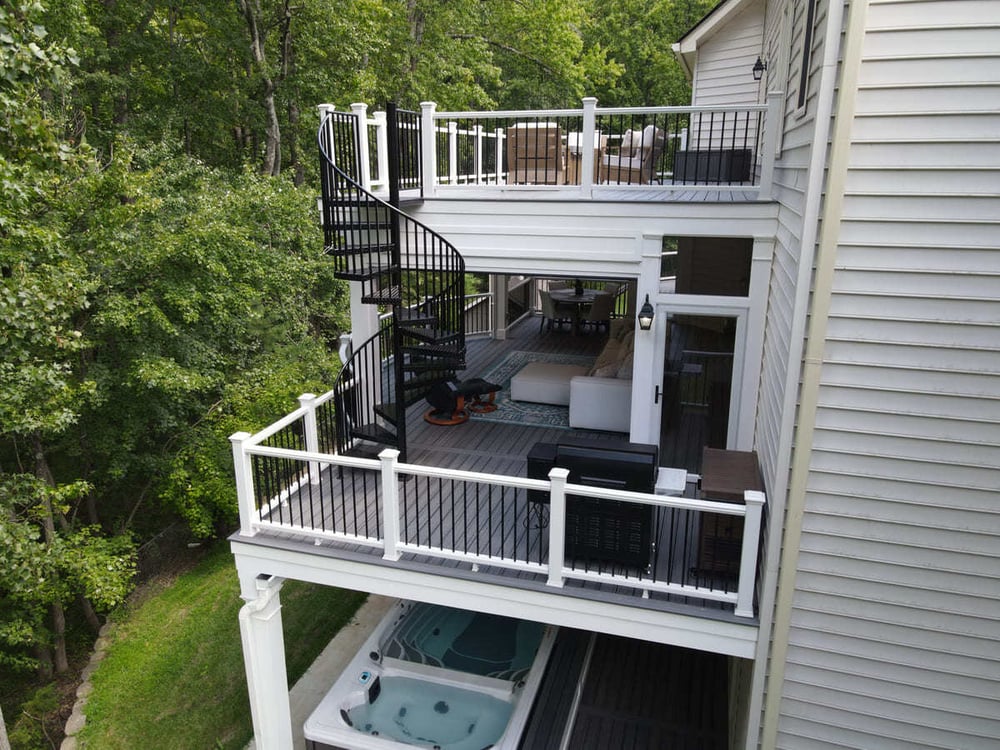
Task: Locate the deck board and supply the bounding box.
[566,634,729,750]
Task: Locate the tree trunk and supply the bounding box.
[237,0,281,176]
[0,703,11,750]
[50,603,70,674]
[34,643,53,680]
[33,434,69,673]
[280,0,303,185]
[79,595,103,633]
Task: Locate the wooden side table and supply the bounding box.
[697,448,763,574]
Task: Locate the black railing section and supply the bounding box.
[319,106,466,462]
[596,108,762,186]
[395,108,422,192]
[399,477,546,566]
[250,450,383,538]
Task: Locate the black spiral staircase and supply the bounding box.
[319,105,466,462]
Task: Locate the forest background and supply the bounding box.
[0,0,711,742]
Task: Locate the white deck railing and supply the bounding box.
[231,398,766,619]
[338,94,782,201]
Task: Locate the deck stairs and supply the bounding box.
[319,107,466,461]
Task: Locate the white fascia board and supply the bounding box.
[231,541,759,658]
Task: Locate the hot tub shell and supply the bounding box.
[304,600,557,750]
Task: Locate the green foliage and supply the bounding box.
[583,0,714,106]
[8,683,59,749]
[0,475,135,674]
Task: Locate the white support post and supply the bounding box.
[380,449,402,560]
[735,490,766,618]
[546,468,569,588]
[758,91,783,200]
[298,393,321,484]
[494,127,504,184]
[231,431,257,537]
[447,121,458,186]
[474,124,484,184]
[420,102,437,197]
[239,574,292,750]
[491,274,508,340]
[373,109,389,190]
[350,102,371,190]
[580,96,598,192]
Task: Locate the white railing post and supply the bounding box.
[494,127,504,184]
[758,91,782,199]
[350,102,372,190]
[317,103,336,167]
[420,101,437,196]
[581,96,598,191]
[447,121,458,185]
[373,109,389,190]
[474,124,484,184]
[735,490,766,617]
[546,468,569,588]
[298,393,321,485]
[380,449,402,560]
[230,432,257,537]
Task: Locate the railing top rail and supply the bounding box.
[396,457,755,516]
[596,104,768,116]
[241,388,338,447]
[433,107,584,120]
[243,406,309,446]
[431,103,768,120]
[244,443,380,471]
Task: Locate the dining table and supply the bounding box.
[549,287,601,334]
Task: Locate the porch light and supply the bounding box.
[752,56,767,81]
[637,294,655,331]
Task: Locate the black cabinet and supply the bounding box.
[526,439,658,567]
[673,149,753,183]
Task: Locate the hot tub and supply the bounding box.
[304,601,556,750]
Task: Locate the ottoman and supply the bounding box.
[510,362,590,405]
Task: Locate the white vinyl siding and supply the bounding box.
[691,0,766,107]
[754,0,828,490]
[775,0,1000,747]
[688,0,766,152]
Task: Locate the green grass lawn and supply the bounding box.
[77,543,366,749]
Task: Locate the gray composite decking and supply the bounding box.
[519,628,729,749]
[241,317,754,624]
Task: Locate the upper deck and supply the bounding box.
[324,95,783,207]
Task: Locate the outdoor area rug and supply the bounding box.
[469,350,596,429]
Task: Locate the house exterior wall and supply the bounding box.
[688,0,766,153]
[772,0,1000,746]
[691,0,766,107]
[753,0,829,503]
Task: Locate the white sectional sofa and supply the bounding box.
[568,321,635,432]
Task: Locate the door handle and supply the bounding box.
[654,385,662,404]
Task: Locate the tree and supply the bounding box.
[376,0,622,110]
[583,0,714,106]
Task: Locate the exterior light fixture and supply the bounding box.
[637,294,655,331]
[752,56,767,81]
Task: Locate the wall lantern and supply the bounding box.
[752,56,767,81]
[637,294,655,331]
